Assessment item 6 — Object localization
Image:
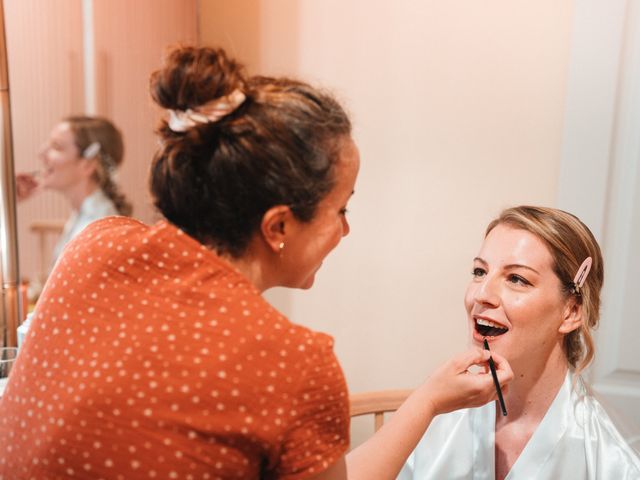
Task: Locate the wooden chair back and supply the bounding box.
[349,389,412,432]
[29,220,64,286]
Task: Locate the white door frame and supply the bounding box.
[558,0,640,435]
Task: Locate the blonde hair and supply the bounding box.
[64,115,133,216]
[486,206,603,376]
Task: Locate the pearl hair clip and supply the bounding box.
[82,141,101,159]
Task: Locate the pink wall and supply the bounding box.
[198,0,575,445]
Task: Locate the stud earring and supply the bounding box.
[278,242,285,251]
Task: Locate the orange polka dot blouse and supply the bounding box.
[0,218,350,479]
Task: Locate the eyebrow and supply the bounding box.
[504,264,540,275]
[473,257,541,275]
[473,257,487,266]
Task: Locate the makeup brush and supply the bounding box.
[484,338,507,416]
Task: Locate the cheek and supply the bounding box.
[320,220,344,251]
[332,222,344,246]
[510,294,525,308]
[42,152,55,165]
[463,285,475,313]
[502,294,526,318]
[505,295,559,331]
[48,154,69,169]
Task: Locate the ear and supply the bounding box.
[260,205,292,254]
[79,156,99,178]
[558,297,583,334]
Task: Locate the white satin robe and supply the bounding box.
[398,374,640,479]
[52,189,118,264]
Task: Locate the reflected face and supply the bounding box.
[39,122,91,192]
[281,137,360,289]
[464,224,572,366]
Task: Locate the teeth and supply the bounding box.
[476,318,506,329]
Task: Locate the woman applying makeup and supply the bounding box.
[400,206,640,479]
[0,46,512,480]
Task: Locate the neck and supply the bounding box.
[221,238,279,293]
[498,345,568,424]
[64,181,98,211]
[224,255,268,292]
[493,343,569,480]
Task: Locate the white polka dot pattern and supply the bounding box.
[0,218,350,479]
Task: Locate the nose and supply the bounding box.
[473,274,500,307]
[341,215,350,237]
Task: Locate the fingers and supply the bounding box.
[487,351,513,386]
[16,173,38,184]
[450,348,513,387]
[423,347,514,414]
[15,173,39,201]
[451,348,490,372]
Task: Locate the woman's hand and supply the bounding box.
[340,348,513,480]
[15,173,39,201]
[421,348,513,415]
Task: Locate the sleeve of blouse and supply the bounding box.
[275,333,350,480]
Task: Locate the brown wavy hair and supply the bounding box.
[64,115,133,216]
[148,46,352,257]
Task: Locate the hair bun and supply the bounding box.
[150,46,246,112]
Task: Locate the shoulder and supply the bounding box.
[268,320,350,479]
[260,306,342,376]
[234,291,342,373]
[415,406,476,449]
[400,407,480,479]
[571,383,640,471]
[81,189,120,219]
[54,217,151,270]
[70,216,148,246]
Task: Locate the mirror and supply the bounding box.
[4,0,198,299]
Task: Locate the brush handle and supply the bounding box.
[484,339,508,416]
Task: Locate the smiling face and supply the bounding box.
[39,122,95,193]
[464,223,580,368]
[279,137,360,289]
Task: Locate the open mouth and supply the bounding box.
[475,318,509,337]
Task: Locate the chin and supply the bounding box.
[299,279,315,290]
[281,275,316,290]
[295,272,317,290]
[40,177,55,189]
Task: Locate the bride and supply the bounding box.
[399,205,640,480]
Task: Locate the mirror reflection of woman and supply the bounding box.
[16,116,132,265]
[400,206,640,479]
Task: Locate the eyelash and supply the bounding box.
[507,274,531,286]
[471,268,532,286]
[339,208,349,216]
[472,267,486,278]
